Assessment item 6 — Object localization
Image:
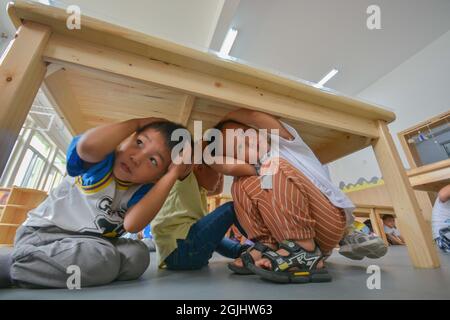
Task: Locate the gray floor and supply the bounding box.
[0,246,449,300]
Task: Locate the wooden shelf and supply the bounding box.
[407,159,450,192]
[0,223,20,227]
[398,110,449,169]
[0,186,47,245]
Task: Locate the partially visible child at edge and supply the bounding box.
[382,214,405,246]
[151,141,247,270]
[208,109,386,284]
[432,184,450,253]
[0,118,190,288]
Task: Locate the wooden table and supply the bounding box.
[0,0,440,268]
[407,159,450,193]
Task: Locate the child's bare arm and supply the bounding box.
[222,109,293,140]
[387,234,404,245]
[77,117,164,163]
[204,154,257,177]
[194,164,224,196]
[124,161,191,233]
[209,161,256,177]
[207,171,224,196]
[438,184,450,202]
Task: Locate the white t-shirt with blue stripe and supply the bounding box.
[23,136,153,237]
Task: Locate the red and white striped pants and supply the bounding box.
[231,158,346,254]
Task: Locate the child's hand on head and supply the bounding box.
[169,142,193,179]
[168,162,192,180]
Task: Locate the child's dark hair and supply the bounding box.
[214,119,249,131]
[136,121,189,151]
[382,214,395,221]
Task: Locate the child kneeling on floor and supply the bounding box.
[0,118,190,288]
[208,109,357,284]
[151,140,247,270]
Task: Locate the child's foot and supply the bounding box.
[231,247,264,268]
[247,240,331,284]
[255,239,325,270]
[0,253,12,288]
[256,246,325,270]
[228,243,276,275]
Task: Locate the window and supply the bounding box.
[43,153,66,191]
[30,133,51,158]
[53,153,66,174]
[21,152,46,189]
[0,90,72,192]
[13,132,50,189]
[3,124,69,191]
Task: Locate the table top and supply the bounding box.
[8,0,395,123]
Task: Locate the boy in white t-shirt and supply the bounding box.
[0,118,190,288]
[432,184,450,253]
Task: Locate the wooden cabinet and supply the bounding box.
[398,110,450,169]
[397,111,450,225]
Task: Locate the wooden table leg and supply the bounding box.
[0,21,51,177]
[373,209,389,246]
[372,121,440,268]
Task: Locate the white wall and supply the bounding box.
[0,0,15,54]
[1,0,225,51]
[328,30,450,187]
[54,0,224,49]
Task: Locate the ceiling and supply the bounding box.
[211,0,450,95]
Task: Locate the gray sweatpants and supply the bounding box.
[10,225,150,289]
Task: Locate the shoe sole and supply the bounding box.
[339,238,387,260]
[227,262,254,275]
[247,263,332,284]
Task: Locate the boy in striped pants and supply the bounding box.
[208,109,386,283]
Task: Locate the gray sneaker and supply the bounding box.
[339,230,387,260]
[142,238,156,252]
